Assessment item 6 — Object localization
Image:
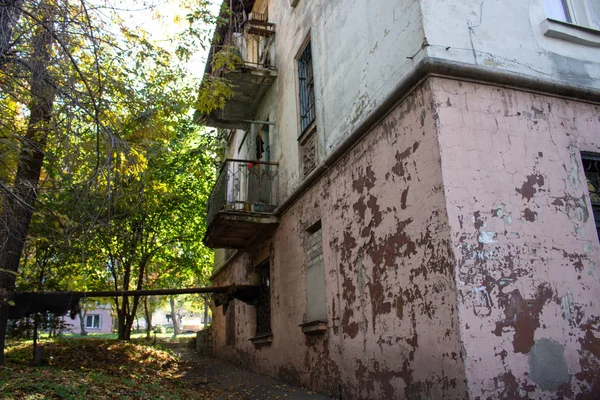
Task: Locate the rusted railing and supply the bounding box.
[207,159,279,226]
[209,16,275,73]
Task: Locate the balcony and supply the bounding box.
[204,159,279,249]
[204,13,277,129]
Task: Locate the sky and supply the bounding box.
[107,0,221,78]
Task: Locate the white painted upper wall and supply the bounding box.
[421,0,600,89]
[227,0,600,200]
[256,0,425,198]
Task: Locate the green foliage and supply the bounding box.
[194,74,234,116]
[0,0,224,345]
[212,45,244,71]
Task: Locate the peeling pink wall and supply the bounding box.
[433,77,600,398]
[213,81,467,399]
[211,77,600,399]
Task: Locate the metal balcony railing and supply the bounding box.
[209,19,275,74]
[207,159,279,226]
[210,43,274,72]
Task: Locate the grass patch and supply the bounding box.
[38,332,198,341]
[0,338,216,399]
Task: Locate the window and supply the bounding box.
[297,39,318,178]
[255,260,271,337]
[85,314,100,329]
[301,220,327,335]
[226,303,236,346]
[297,40,316,134]
[582,153,600,241]
[545,0,600,30]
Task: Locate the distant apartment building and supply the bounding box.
[201,0,600,398]
[62,304,113,335]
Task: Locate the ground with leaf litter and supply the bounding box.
[0,339,330,399]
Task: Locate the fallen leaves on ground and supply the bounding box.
[0,339,220,400]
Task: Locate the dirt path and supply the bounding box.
[175,349,332,400]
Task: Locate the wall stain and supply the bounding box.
[352,165,377,193]
[516,174,545,201]
[401,187,409,209]
[493,283,553,353]
[523,207,537,222]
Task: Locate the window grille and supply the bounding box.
[583,153,600,241]
[298,41,316,133]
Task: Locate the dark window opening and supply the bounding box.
[298,40,316,134]
[255,125,269,162]
[582,153,600,241]
[255,260,271,336]
[85,314,100,329]
[226,303,236,346]
[256,134,265,160]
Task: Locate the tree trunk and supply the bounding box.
[204,297,208,328]
[78,306,87,336]
[0,0,23,66]
[32,315,38,364]
[144,296,152,339]
[115,257,147,340]
[169,296,179,337]
[0,10,56,366]
[117,309,126,340]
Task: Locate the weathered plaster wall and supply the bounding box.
[432,77,600,398]
[212,82,468,399]
[420,0,600,90]
[268,0,425,199]
[225,0,600,225]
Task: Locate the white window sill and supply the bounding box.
[541,18,600,47]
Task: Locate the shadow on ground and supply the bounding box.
[175,349,333,400]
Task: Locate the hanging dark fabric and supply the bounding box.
[8,292,83,320]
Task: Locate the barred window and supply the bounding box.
[582,153,600,241]
[298,41,316,133]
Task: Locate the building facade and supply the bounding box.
[202,0,600,398]
[61,305,113,335]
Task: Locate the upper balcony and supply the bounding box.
[204,159,279,249]
[204,11,277,130]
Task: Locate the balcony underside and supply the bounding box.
[206,67,277,129]
[204,210,279,249]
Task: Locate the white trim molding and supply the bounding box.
[541,18,600,46]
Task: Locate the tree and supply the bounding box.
[85,125,216,340]
[0,0,220,362]
[0,1,57,365]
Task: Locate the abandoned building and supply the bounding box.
[200,0,600,398]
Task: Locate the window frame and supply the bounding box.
[85,314,100,329]
[582,152,600,241]
[254,260,272,338]
[545,0,599,30]
[299,220,327,335]
[296,38,316,136]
